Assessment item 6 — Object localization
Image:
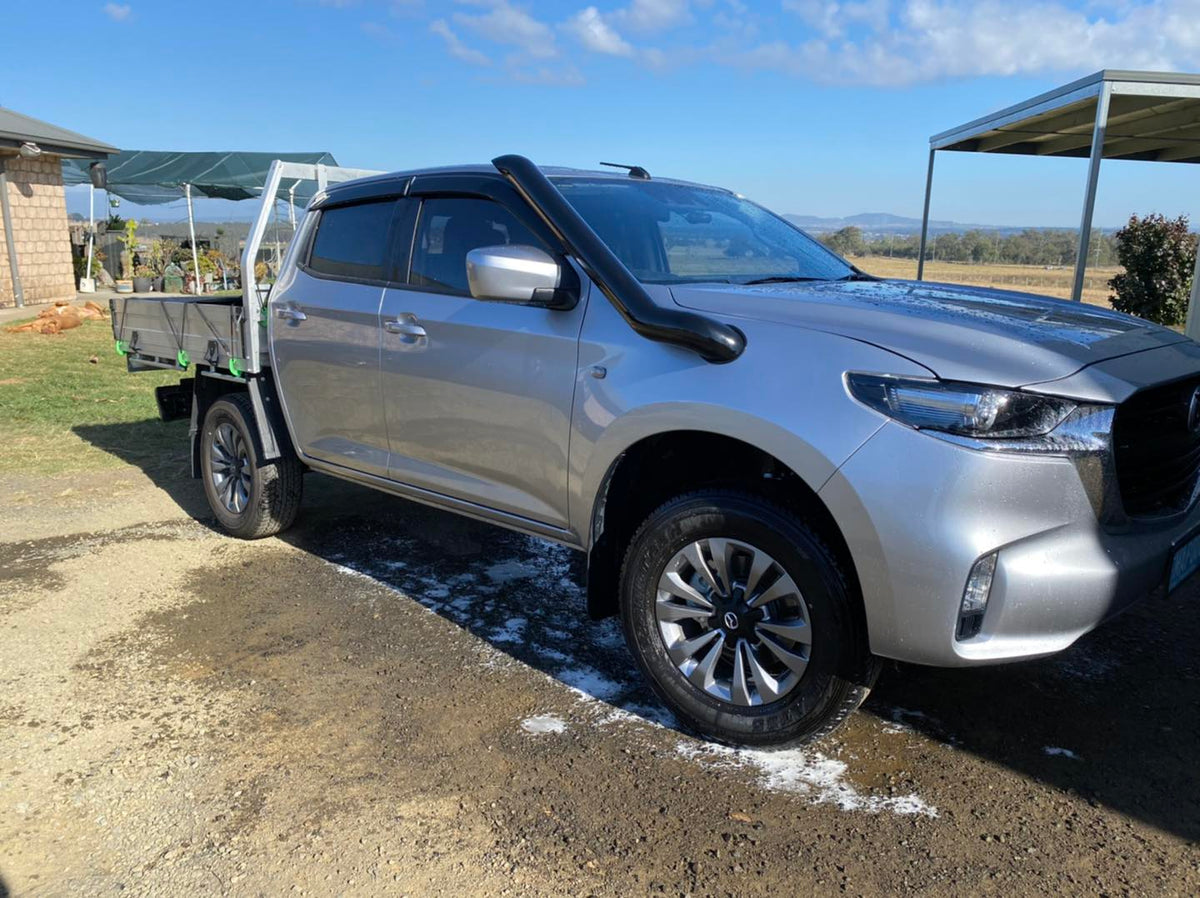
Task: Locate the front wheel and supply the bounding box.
[620,491,877,747]
[200,394,303,539]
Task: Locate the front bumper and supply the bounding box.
[819,420,1198,667]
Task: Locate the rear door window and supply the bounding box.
[307,200,396,281]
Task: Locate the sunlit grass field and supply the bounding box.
[0,319,186,476]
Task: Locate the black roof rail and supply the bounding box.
[491,154,745,364]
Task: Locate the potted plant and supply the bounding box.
[74,247,105,292]
[115,220,139,293]
[147,238,178,292]
[132,264,154,293]
[183,253,217,296]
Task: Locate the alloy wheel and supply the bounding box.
[655,537,811,707]
[209,422,252,514]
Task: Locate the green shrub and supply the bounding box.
[1108,214,1197,326]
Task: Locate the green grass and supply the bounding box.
[0,319,188,476]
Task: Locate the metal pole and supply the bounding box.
[288,183,297,230]
[185,183,202,296]
[916,148,936,281]
[1071,82,1112,302]
[0,159,25,308]
[85,183,95,284]
[1185,236,1200,340]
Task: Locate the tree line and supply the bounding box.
[818,225,1122,267]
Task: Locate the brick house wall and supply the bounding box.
[0,154,77,307]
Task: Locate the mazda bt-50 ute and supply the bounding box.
[111,155,1200,746]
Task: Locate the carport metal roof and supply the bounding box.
[916,70,1200,337]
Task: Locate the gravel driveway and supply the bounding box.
[1,462,1197,896]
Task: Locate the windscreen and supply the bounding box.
[552,177,854,285]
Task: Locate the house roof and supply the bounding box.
[0,107,117,159]
[930,70,1200,164]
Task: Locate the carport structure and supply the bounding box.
[916,70,1200,337]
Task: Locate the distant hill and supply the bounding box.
[782,212,1085,238]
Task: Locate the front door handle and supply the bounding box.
[384,314,428,348]
[384,320,427,338]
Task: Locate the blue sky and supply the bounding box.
[4,0,1200,226]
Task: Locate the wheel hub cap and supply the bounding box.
[655,537,812,707]
[209,422,252,514]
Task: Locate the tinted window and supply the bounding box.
[308,200,395,281]
[410,197,544,296]
[554,178,852,285]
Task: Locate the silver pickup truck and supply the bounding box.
[112,155,1200,746]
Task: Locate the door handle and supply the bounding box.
[275,304,307,322]
[384,318,427,340]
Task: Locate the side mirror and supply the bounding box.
[466,244,578,310]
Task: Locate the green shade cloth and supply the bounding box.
[62,150,338,205]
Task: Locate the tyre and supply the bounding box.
[619,490,877,747]
[200,393,303,539]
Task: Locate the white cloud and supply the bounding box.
[783,0,889,38]
[102,3,131,21]
[741,0,1200,85]
[613,0,691,33]
[564,6,635,55]
[430,18,492,65]
[453,0,558,59]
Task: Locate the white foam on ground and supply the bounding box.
[557,665,625,702]
[1043,746,1082,760]
[676,742,939,817]
[485,559,538,583]
[489,616,527,644]
[522,714,568,735]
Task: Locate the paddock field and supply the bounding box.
[847,255,1121,307]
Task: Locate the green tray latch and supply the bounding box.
[115,339,129,356]
[176,349,190,369]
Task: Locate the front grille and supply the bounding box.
[1112,375,1200,517]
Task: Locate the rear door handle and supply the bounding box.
[275,304,307,322]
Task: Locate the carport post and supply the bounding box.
[185,183,202,296]
[916,148,936,281]
[1186,242,1200,340]
[0,158,25,308]
[1071,82,1112,302]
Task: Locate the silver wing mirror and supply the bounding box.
[465,244,578,310]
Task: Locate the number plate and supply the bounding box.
[1169,530,1200,593]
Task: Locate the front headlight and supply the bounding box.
[845,373,1077,439]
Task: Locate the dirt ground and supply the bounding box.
[2,455,1198,896]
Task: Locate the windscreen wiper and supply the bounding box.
[742,276,827,285]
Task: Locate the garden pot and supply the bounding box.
[153,277,164,293]
[132,276,152,293]
[115,280,133,294]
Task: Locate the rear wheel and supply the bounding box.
[200,394,303,539]
[619,491,877,747]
